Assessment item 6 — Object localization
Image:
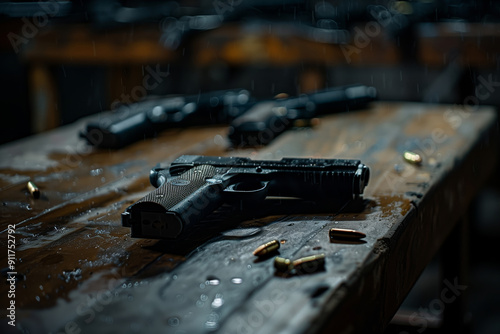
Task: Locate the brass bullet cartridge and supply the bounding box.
[274,257,293,272]
[293,118,320,128]
[329,228,366,240]
[27,181,40,199]
[253,239,280,257]
[274,93,289,99]
[403,151,422,165]
[292,254,325,273]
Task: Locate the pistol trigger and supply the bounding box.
[223,180,269,203]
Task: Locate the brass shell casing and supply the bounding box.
[403,151,422,165]
[274,257,293,272]
[27,181,40,199]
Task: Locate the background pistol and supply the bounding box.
[227,84,377,147]
[122,155,370,239]
[80,89,252,149]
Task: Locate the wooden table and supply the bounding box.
[0,102,497,333]
[21,20,400,134]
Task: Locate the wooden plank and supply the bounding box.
[0,102,496,333]
[28,64,59,133]
[192,23,400,67]
[0,115,229,320]
[417,22,500,68]
[23,24,177,64]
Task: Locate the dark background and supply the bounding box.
[1,1,499,333]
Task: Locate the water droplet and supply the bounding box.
[247,264,252,269]
[39,285,43,290]
[205,312,220,331]
[231,277,243,284]
[35,296,40,302]
[200,294,208,302]
[172,274,178,280]
[167,316,180,327]
[206,276,220,286]
[59,268,82,283]
[211,294,224,308]
[213,134,225,146]
[205,320,218,331]
[90,168,103,176]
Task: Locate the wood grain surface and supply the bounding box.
[0,102,497,334]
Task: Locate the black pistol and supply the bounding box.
[122,155,370,239]
[80,89,252,149]
[227,84,377,147]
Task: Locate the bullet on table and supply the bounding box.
[27,181,40,199]
[292,254,325,273]
[403,151,422,165]
[253,239,280,257]
[329,228,366,240]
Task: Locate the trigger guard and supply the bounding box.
[223,181,269,203]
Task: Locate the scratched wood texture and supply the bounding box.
[0,102,497,334]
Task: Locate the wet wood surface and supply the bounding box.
[0,102,497,334]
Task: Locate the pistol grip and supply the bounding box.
[122,165,224,239]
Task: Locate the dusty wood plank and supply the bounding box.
[0,102,497,334]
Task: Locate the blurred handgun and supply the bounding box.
[121,155,370,239]
[80,89,251,149]
[227,84,377,147]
